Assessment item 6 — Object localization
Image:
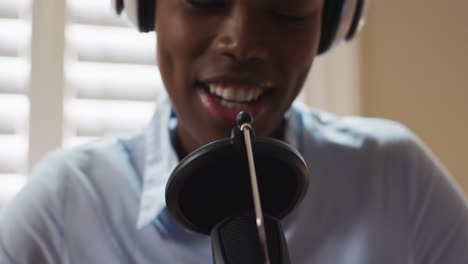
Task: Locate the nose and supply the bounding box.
[213,5,269,62]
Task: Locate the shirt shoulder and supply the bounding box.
[294,103,416,154]
[0,136,135,263]
[292,104,440,206]
[293,104,468,263]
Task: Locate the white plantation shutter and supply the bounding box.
[0,0,30,205]
[64,0,162,147]
[0,0,162,205]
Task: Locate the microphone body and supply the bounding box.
[211,213,290,264]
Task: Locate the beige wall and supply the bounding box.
[361,1,468,193]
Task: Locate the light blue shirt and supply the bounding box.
[1,95,468,263]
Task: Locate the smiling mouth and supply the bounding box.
[197,82,272,110]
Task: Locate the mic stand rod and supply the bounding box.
[240,122,271,264]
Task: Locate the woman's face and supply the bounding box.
[155,0,323,155]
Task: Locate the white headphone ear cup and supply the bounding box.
[346,0,367,41]
[330,0,358,50]
[111,0,140,29]
[319,0,367,54]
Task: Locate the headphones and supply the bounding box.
[112,0,367,54]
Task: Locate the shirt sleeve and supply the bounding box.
[0,152,67,264]
[407,135,468,263]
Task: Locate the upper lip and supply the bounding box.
[198,74,274,90]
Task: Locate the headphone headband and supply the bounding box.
[112,0,367,54]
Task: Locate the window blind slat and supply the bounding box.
[0,95,29,134]
[65,99,155,137]
[0,0,30,18]
[67,0,128,27]
[0,0,30,184]
[67,24,156,65]
[66,61,161,101]
[0,135,27,174]
[65,0,157,147]
[0,19,30,57]
[0,57,29,94]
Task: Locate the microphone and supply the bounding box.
[165,112,309,263]
[235,112,271,263]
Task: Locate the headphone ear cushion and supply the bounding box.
[113,0,124,14]
[318,0,346,54]
[346,0,365,41]
[111,0,155,32]
[137,0,156,32]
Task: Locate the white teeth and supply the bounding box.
[215,87,223,97]
[207,84,266,103]
[222,88,236,100]
[209,85,216,94]
[246,90,255,101]
[236,89,246,102]
[220,100,247,110]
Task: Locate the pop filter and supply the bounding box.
[165,112,309,263]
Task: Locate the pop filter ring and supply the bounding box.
[165,136,309,235]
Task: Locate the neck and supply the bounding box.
[170,118,286,161]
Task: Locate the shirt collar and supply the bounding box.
[137,93,303,228]
[137,94,179,228]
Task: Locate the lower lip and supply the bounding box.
[198,89,269,126]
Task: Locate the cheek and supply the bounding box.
[278,25,321,93]
[157,24,190,85]
[156,12,194,87]
[273,50,314,104]
[156,13,215,99]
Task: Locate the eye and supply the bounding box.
[186,0,226,11]
[272,11,309,23]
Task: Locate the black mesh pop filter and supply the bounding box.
[165,133,309,235]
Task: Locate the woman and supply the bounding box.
[1,0,467,263]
